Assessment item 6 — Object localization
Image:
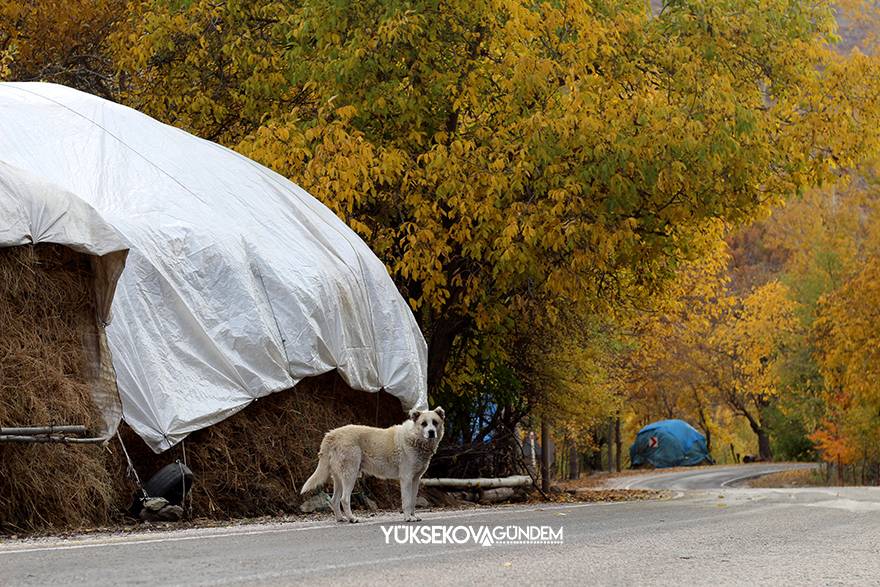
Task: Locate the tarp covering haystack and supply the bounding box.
[0,82,429,531]
[0,82,428,452]
[629,419,713,469]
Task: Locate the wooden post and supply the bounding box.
[606,419,614,472]
[541,418,550,493]
[528,431,537,475]
[615,417,622,472]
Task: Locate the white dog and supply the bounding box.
[301,407,445,522]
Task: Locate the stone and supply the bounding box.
[300,493,331,513]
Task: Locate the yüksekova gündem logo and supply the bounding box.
[380,524,563,546]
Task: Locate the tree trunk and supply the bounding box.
[606,419,614,472]
[568,440,579,480]
[737,402,773,462]
[614,417,622,472]
[528,431,537,475]
[428,316,469,391]
[756,428,772,461]
[426,317,461,392]
[697,408,711,454]
[540,418,550,493]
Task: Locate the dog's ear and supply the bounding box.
[410,410,421,422]
[434,406,445,420]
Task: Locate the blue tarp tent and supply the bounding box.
[630,419,712,468]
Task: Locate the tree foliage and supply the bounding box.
[621,243,801,460]
[7,0,880,472]
[117,0,880,394]
[0,0,122,95]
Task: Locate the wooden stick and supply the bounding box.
[0,425,88,436]
[0,435,105,444]
[420,475,532,488]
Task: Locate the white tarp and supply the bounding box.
[0,159,129,436]
[0,82,428,452]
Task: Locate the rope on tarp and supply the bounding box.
[178,438,192,518]
[117,430,147,498]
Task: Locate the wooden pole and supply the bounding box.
[615,417,622,472]
[607,419,614,472]
[421,476,532,488]
[0,435,105,444]
[541,418,550,493]
[0,425,87,435]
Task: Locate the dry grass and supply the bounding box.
[745,468,825,488]
[0,244,118,533]
[113,371,405,520]
[534,487,666,503]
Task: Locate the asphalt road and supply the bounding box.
[606,462,821,490]
[2,465,878,586]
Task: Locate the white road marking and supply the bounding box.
[719,467,809,488]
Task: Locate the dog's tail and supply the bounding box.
[300,452,329,494]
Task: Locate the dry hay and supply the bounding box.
[0,244,118,533]
[118,371,405,519]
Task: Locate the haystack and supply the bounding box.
[0,245,402,533]
[0,244,119,532]
[0,82,427,531]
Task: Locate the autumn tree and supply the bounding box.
[112,1,305,143]
[0,0,123,96]
[708,281,801,460]
[103,1,880,472]
[814,252,880,478]
[620,241,802,461]
[727,173,880,467]
[622,245,731,453]
[233,0,880,391]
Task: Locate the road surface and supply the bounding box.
[605,462,820,490]
[2,464,878,586]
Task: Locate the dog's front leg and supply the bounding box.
[408,475,422,521]
[400,476,417,522]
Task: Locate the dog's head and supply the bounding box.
[410,407,445,442]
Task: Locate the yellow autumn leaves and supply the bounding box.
[5,0,880,459]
